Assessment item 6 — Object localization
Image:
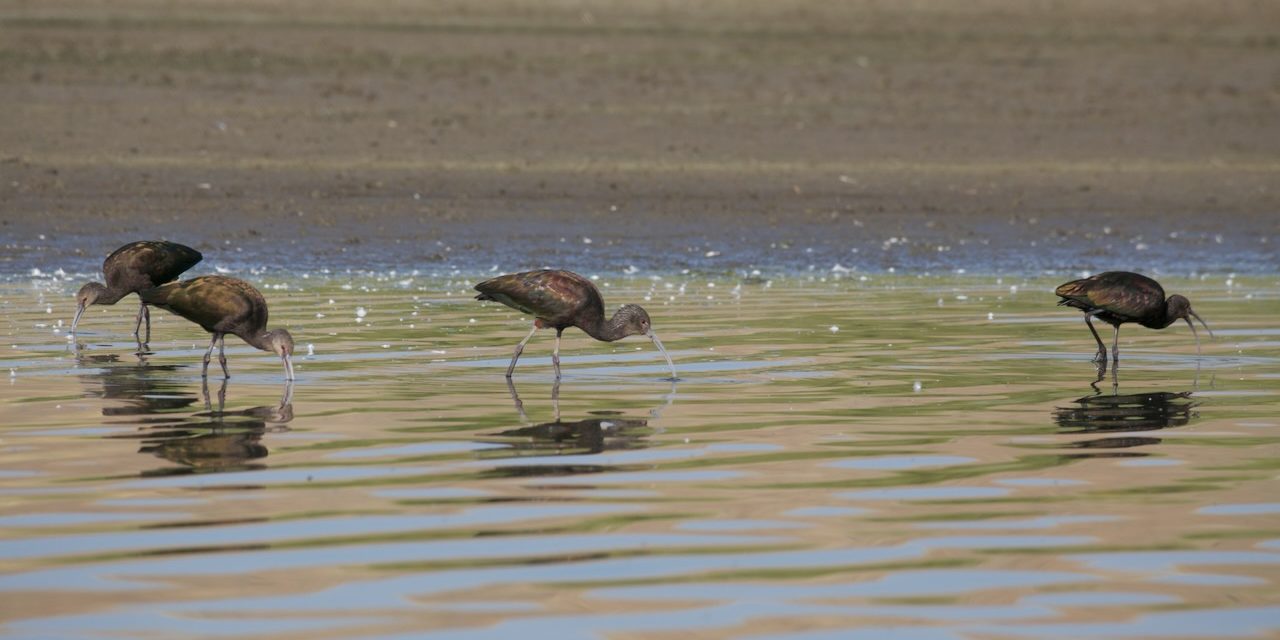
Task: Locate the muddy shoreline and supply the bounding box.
[2,0,1278,274]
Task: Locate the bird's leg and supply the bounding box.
[202,334,218,378]
[552,329,563,380]
[1084,313,1107,363]
[132,301,145,338]
[142,305,151,344]
[1111,324,1121,366]
[506,322,540,378]
[217,334,230,378]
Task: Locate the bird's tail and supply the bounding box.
[475,292,495,302]
[1054,279,1089,302]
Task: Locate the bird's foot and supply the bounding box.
[1091,350,1107,364]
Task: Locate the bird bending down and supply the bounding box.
[475,269,677,380]
[141,275,295,380]
[1055,271,1213,367]
[72,240,203,343]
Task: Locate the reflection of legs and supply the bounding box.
[506,377,528,422]
[202,334,218,378]
[506,322,539,378]
[552,329,563,380]
[551,378,561,422]
[216,377,228,411]
[1085,314,1106,363]
[218,335,230,378]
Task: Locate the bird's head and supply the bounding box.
[616,304,652,338]
[1166,294,1214,339]
[265,328,296,380]
[71,282,108,333]
[616,304,678,380]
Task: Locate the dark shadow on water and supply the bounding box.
[479,379,675,478]
[1054,385,1199,457]
[77,352,294,476]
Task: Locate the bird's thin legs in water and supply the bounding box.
[552,329,563,380]
[1111,325,1121,366]
[132,302,146,339]
[1084,313,1107,363]
[1088,360,1119,395]
[506,322,539,378]
[217,334,230,378]
[202,334,218,378]
[134,305,152,354]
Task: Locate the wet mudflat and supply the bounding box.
[1,272,1278,638]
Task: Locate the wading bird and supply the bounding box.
[142,275,295,380]
[72,241,203,342]
[475,269,677,379]
[1056,271,1212,366]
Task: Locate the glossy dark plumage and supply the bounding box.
[1055,271,1212,366]
[475,269,676,379]
[142,275,295,380]
[476,270,608,333]
[72,240,203,341]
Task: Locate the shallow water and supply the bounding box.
[2,272,1279,638]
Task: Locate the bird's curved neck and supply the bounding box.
[97,284,131,306]
[244,331,274,352]
[582,309,630,342]
[1158,299,1181,329]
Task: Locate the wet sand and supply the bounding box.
[2,0,1279,274]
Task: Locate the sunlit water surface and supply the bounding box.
[1,272,1278,638]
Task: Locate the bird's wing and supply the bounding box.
[1056,272,1165,318]
[141,276,259,333]
[104,241,203,287]
[475,270,603,322]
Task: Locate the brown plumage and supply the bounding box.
[72,240,203,342]
[1055,271,1212,366]
[475,269,677,379]
[142,275,295,380]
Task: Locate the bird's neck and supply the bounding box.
[98,285,131,306]
[244,332,274,353]
[583,309,631,342]
[1157,299,1180,329]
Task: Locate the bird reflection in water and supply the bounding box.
[481,379,675,477]
[1054,382,1199,457]
[77,352,198,416]
[136,379,294,476]
[79,351,295,475]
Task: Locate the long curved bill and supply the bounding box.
[71,302,86,335]
[646,329,678,380]
[1184,310,1213,358]
[1189,310,1214,339]
[283,354,296,381]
